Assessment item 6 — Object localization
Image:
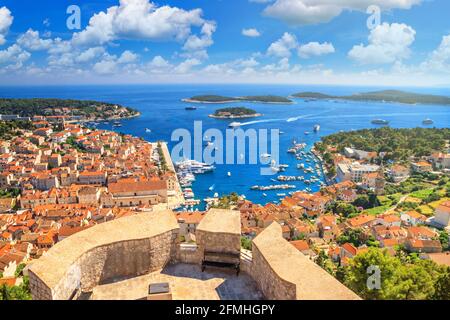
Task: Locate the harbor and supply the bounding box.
[45,84,450,209]
[175,159,216,211]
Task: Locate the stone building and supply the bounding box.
[104,179,168,208]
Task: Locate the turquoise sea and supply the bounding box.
[1,84,450,208]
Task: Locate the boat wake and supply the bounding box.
[239,118,285,126]
[287,110,335,122]
[240,110,335,127]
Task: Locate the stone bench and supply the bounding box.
[201,250,240,276]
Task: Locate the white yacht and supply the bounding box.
[228,122,241,128]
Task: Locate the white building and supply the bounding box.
[435,201,450,228]
[336,162,380,183]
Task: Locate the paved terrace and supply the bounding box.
[90,264,264,300]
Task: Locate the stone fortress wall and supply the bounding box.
[28,208,360,300]
[28,210,179,300]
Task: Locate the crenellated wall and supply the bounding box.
[28,210,179,300]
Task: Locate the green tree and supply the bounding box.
[433,269,450,300]
[337,229,363,247]
[343,248,400,300]
[343,248,445,300]
[240,237,252,250]
[14,263,26,278]
[0,276,31,300]
[333,202,358,217]
[438,231,449,250]
[316,251,335,275]
[353,195,370,209]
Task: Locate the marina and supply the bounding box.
[8,84,450,209]
[250,184,296,191]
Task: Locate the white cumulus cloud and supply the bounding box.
[348,23,416,65]
[242,28,261,37]
[17,29,53,51]
[0,6,13,45]
[117,50,138,64]
[71,0,208,46]
[76,47,106,63]
[298,41,335,58]
[263,0,422,25]
[182,21,216,59]
[0,44,30,68]
[93,59,118,75]
[267,32,298,57]
[174,58,201,73]
[420,34,450,72]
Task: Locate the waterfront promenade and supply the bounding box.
[157,142,185,209]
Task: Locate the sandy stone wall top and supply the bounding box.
[252,222,361,300]
[28,210,179,292]
[197,209,241,235]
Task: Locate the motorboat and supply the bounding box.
[371,119,389,125]
[228,122,241,128]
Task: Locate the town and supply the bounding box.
[0,116,185,298]
[0,116,449,300]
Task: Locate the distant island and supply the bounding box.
[0,98,140,121]
[183,95,293,104]
[209,107,262,119]
[292,90,450,105]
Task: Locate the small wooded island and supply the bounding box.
[0,98,140,121]
[184,94,293,104]
[292,90,450,105]
[209,107,262,119]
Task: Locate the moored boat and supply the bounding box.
[371,119,389,125]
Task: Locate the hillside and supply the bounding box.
[0,98,140,120]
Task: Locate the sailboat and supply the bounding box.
[209,184,215,191]
[145,128,152,133]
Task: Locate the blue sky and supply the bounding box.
[0,0,450,86]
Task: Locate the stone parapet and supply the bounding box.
[196,209,241,263]
[250,222,361,300]
[28,210,179,300]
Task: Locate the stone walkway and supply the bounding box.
[90,263,264,300]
